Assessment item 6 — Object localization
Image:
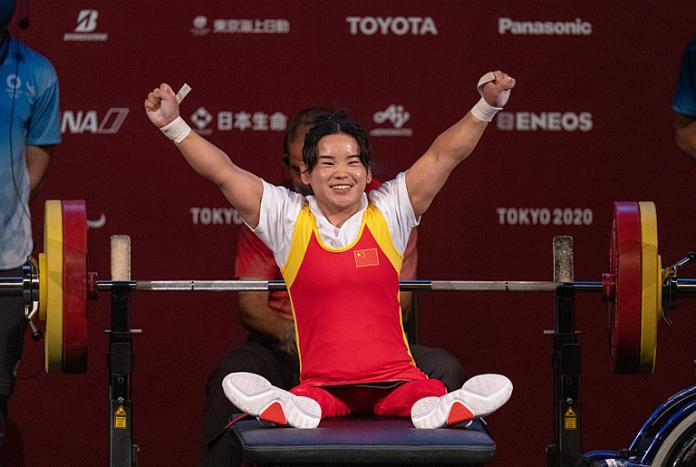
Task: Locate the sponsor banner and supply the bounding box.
[189,108,287,135]
[61,108,129,134]
[346,16,438,35]
[64,10,108,41]
[496,112,593,132]
[496,207,594,226]
[498,17,592,35]
[191,207,244,226]
[191,16,290,36]
[370,105,413,137]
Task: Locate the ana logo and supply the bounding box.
[370,105,413,137]
[496,111,593,132]
[191,16,210,36]
[191,107,214,133]
[346,16,438,35]
[61,108,129,134]
[75,10,99,32]
[64,10,108,41]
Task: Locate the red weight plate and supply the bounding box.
[62,200,88,373]
[609,202,643,373]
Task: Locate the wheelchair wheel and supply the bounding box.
[652,410,696,466]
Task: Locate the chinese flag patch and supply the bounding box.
[354,248,379,268]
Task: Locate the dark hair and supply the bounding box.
[283,106,337,165]
[302,110,371,172]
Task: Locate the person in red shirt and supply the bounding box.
[197,107,467,466]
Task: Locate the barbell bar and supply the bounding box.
[1,200,694,375]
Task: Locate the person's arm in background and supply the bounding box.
[26,145,54,200]
[675,114,696,160]
[235,227,296,350]
[673,35,696,161]
[399,228,418,323]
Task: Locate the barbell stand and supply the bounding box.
[108,281,138,467]
[546,236,581,467]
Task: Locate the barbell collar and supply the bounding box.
[0,261,39,303]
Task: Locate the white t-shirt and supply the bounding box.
[253,171,419,268]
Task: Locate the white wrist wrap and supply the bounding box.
[470,97,501,123]
[160,116,191,144]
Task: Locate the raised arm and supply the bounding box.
[406,71,515,217]
[144,83,264,227]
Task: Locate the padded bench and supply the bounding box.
[229,415,496,465]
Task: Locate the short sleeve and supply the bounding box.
[672,34,696,117]
[254,180,303,266]
[369,172,419,253]
[26,56,61,146]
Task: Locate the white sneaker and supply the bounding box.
[410,373,513,429]
[222,372,322,429]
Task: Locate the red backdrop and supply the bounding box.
[5,1,696,466]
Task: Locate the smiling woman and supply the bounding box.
[143,70,516,431]
[300,133,372,227]
[298,113,373,226]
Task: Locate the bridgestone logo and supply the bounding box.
[498,17,592,35]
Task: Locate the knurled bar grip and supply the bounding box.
[92,279,600,293]
[0,279,610,294]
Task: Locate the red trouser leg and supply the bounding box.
[290,383,351,418]
[373,379,447,417]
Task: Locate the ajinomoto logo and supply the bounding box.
[64,10,108,42]
[370,105,413,137]
[61,108,129,134]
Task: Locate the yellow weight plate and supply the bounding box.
[38,253,47,321]
[44,200,64,373]
[638,201,658,373]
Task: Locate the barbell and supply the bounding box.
[1,200,694,375]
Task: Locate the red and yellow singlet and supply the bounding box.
[281,203,426,386]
